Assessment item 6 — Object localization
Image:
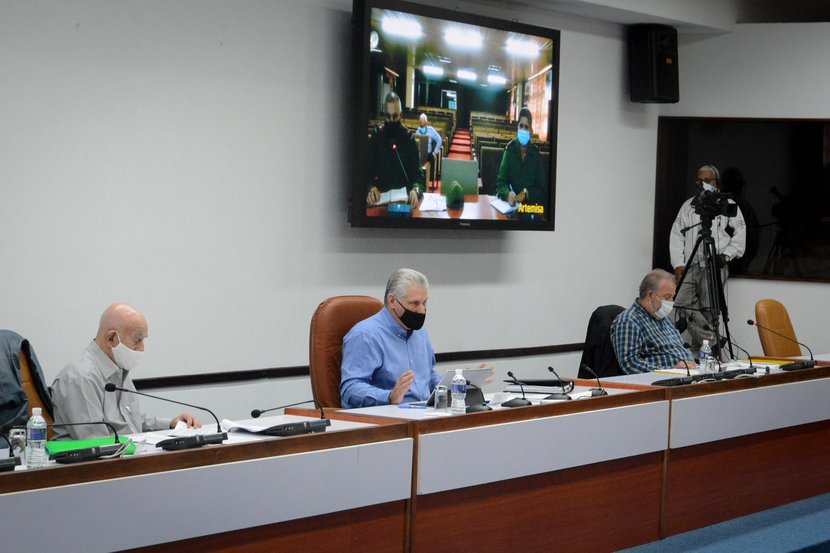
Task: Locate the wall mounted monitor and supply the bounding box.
[350,0,560,230]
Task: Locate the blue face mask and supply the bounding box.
[517,129,531,145]
[418,127,427,134]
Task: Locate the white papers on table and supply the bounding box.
[489,197,518,214]
[419,193,447,212]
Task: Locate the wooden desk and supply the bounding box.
[660,366,830,536]
[343,389,669,552]
[0,417,412,553]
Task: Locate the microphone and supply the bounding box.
[545,367,572,401]
[251,399,325,420]
[48,421,125,464]
[104,383,227,450]
[747,320,816,369]
[502,371,533,408]
[578,364,608,397]
[391,143,410,185]
[0,433,20,472]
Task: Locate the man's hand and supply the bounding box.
[674,266,685,283]
[367,186,381,205]
[389,370,415,405]
[507,190,517,206]
[408,188,420,208]
[171,413,202,429]
[674,360,697,371]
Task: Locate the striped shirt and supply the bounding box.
[611,300,694,374]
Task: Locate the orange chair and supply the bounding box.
[754,299,801,357]
[309,296,383,408]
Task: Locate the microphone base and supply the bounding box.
[543,393,572,401]
[51,443,124,464]
[780,360,816,371]
[264,419,331,437]
[0,457,20,472]
[156,432,228,451]
[501,398,533,408]
[589,388,609,397]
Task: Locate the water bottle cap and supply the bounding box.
[32,407,42,415]
[702,339,710,346]
[455,368,463,374]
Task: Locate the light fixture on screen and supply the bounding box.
[381,15,422,39]
[422,65,444,77]
[505,37,539,58]
[444,27,482,49]
[487,74,507,85]
[457,69,477,81]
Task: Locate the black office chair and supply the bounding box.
[579,305,625,379]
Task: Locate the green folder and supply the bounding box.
[46,436,137,456]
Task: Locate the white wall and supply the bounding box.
[17,3,823,418]
[664,23,830,357]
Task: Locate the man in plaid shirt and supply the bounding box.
[611,269,697,374]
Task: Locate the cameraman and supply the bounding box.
[669,165,746,355]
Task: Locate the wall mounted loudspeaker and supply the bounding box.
[628,24,679,103]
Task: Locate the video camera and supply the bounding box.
[694,189,738,218]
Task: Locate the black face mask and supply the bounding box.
[385,120,404,134]
[396,301,426,330]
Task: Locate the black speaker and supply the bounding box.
[628,24,679,103]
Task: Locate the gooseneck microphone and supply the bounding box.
[48,421,124,464]
[251,399,325,420]
[578,364,609,397]
[104,383,227,450]
[391,143,410,185]
[545,367,572,401]
[747,320,816,369]
[502,371,533,408]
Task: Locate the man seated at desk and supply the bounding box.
[494,107,546,207]
[340,268,441,408]
[51,303,201,439]
[610,269,697,374]
[366,92,424,208]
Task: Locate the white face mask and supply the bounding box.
[112,332,144,371]
[702,183,717,193]
[652,296,674,320]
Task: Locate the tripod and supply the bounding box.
[675,210,735,361]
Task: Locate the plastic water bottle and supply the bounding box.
[26,407,48,468]
[451,369,467,414]
[699,340,714,374]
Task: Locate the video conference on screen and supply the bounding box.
[351,0,560,231]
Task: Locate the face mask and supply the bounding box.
[396,300,426,330]
[652,296,674,320]
[112,332,144,371]
[418,127,427,134]
[517,129,531,146]
[697,180,717,193]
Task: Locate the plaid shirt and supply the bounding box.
[611,300,694,374]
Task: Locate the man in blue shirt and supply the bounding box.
[611,269,697,374]
[340,268,441,408]
[417,114,442,189]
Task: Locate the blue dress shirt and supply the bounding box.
[611,300,695,374]
[340,307,440,408]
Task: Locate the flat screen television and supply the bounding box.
[349,0,560,230]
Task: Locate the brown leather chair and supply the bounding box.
[309,296,383,408]
[19,349,55,439]
[755,299,801,357]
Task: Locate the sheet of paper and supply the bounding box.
[418,193,447,212]
[489,197,518,214]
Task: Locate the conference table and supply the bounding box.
[3,363,830,552]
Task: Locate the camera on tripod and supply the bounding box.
[694,190,738,218]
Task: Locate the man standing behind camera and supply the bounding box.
[670,165,746,355]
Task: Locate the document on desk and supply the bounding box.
[418,193,447,212]
[489,197,518,214]
[376,187,408,205]
[220,419,271,433]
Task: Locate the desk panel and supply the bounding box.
[0,438,412,553]
[417,401,669,494]
[670,377,830,448]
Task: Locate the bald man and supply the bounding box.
[51,303,200,440]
